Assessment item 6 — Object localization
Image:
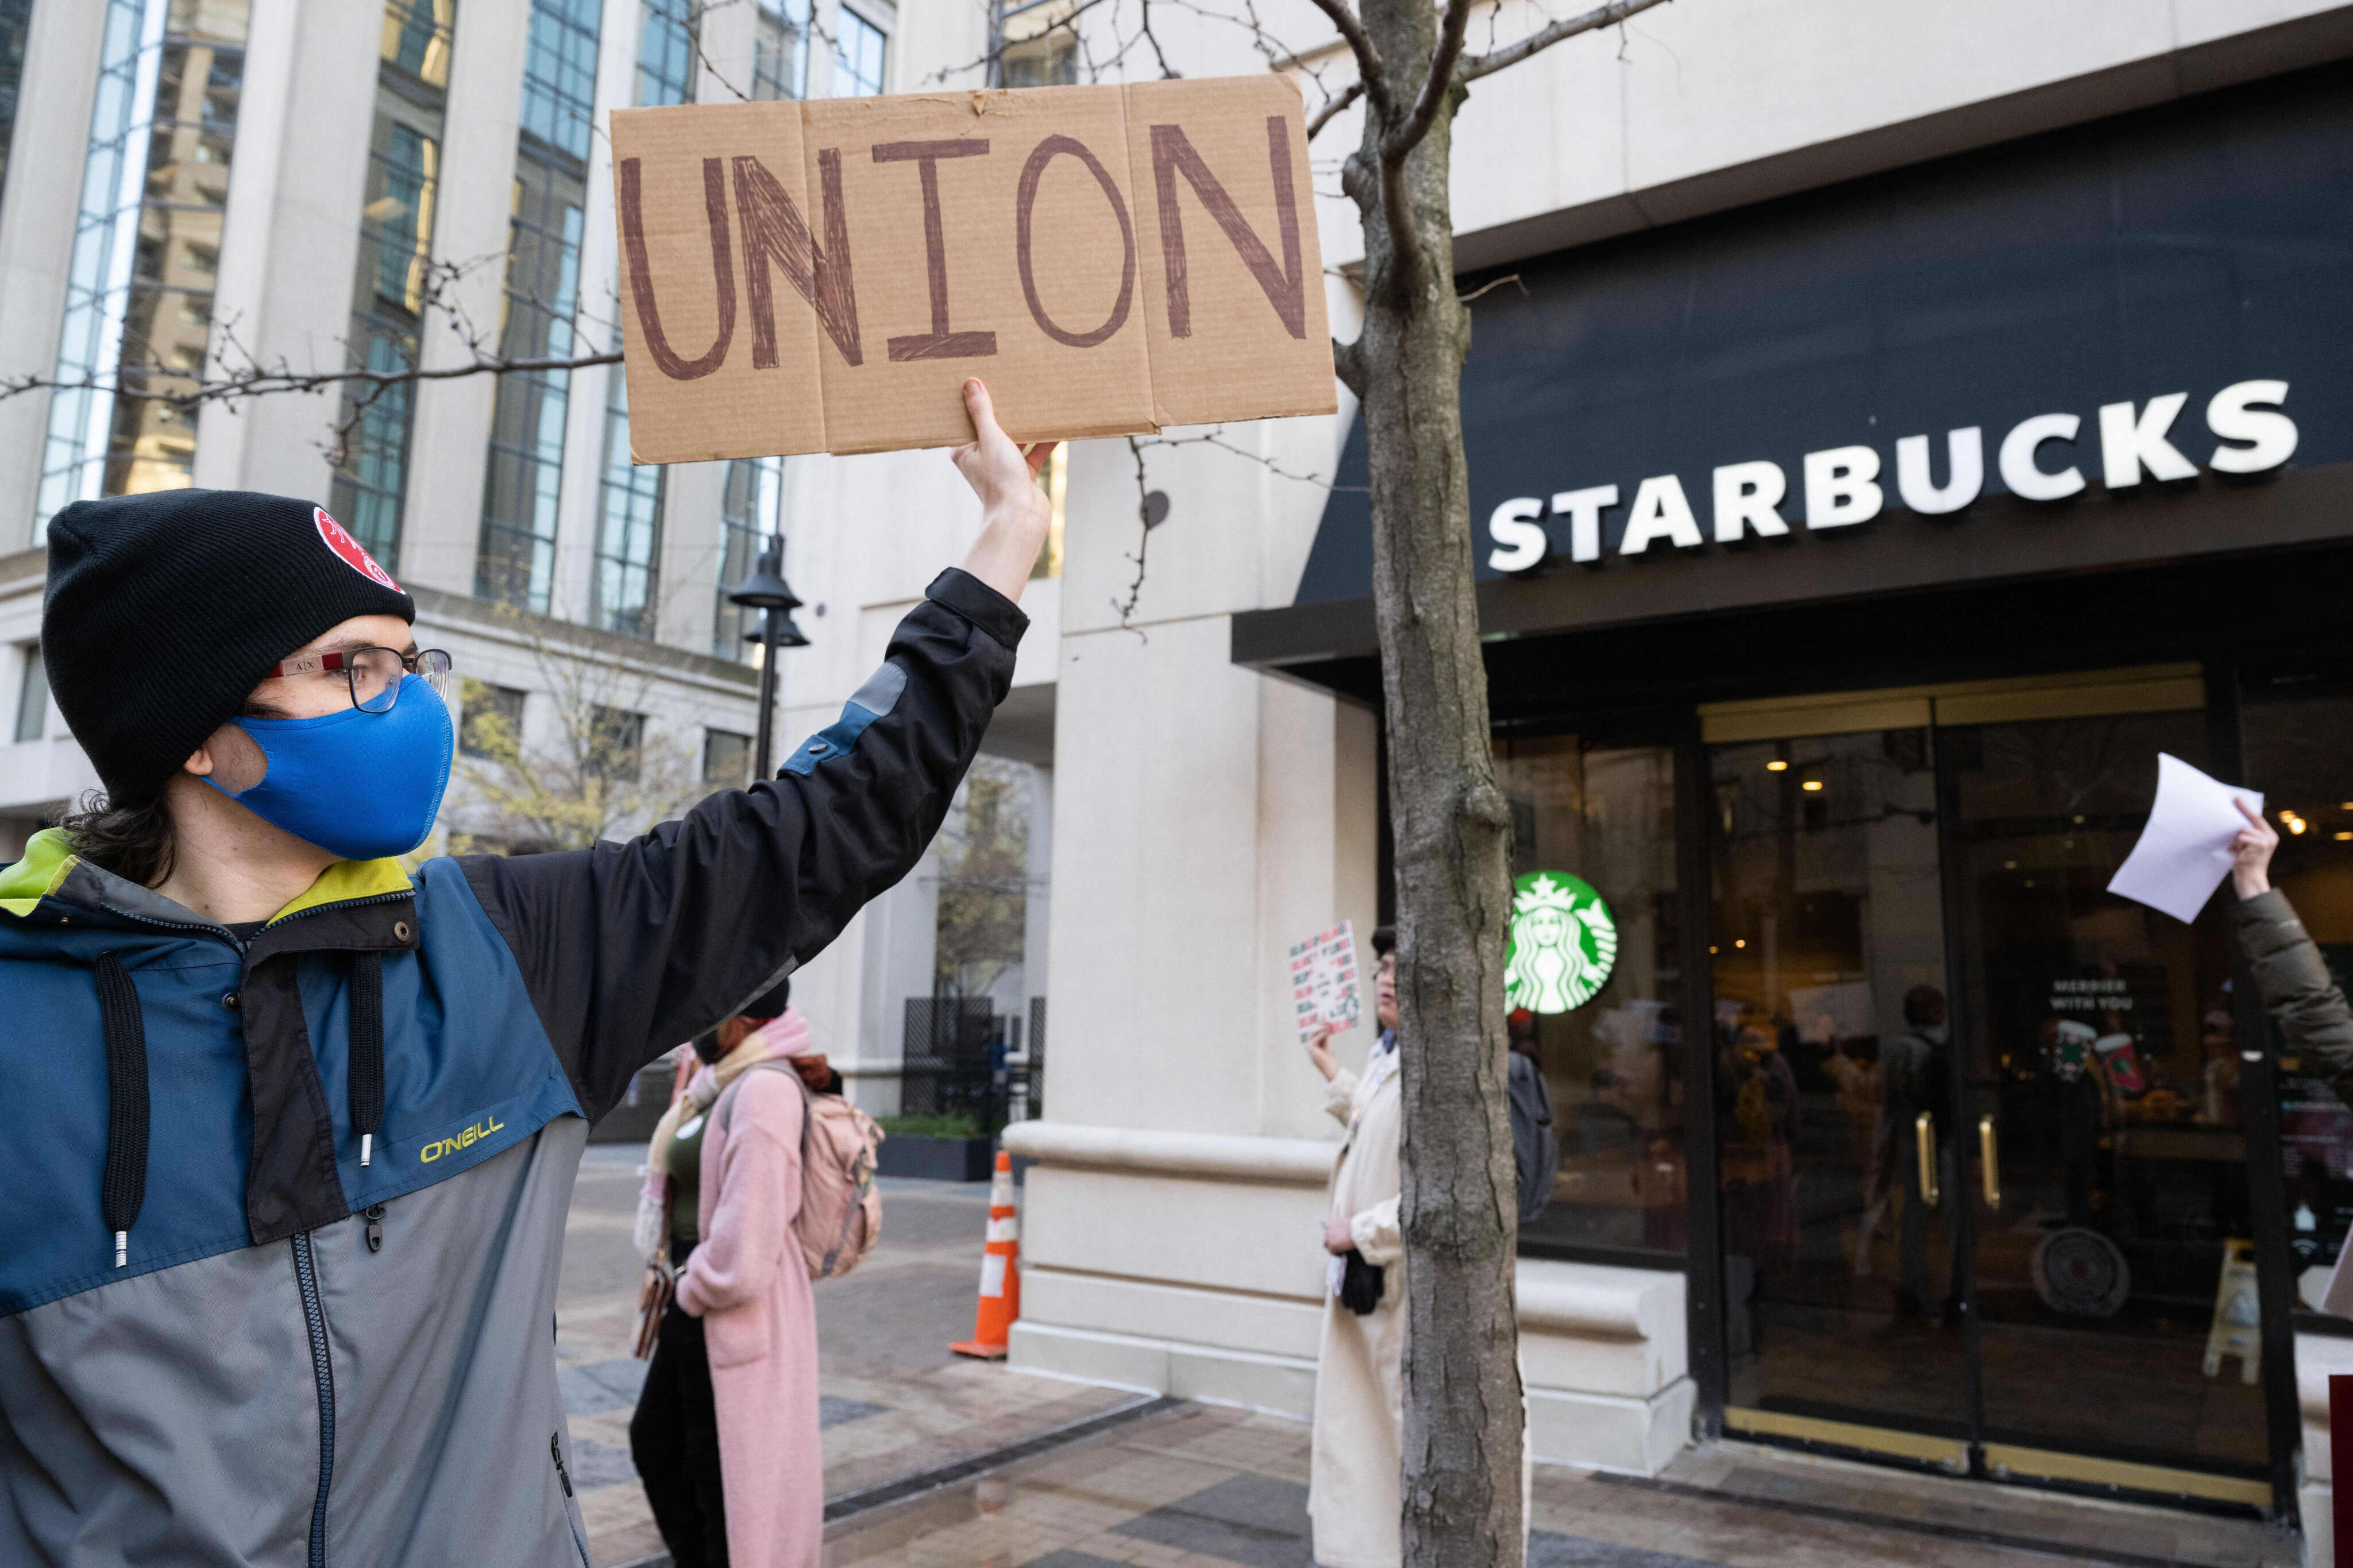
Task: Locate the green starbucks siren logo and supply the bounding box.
[1505,871,1617,1013]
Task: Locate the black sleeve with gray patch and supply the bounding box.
[460,569,1025,1121]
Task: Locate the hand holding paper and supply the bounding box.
[2228,797,2280,899]
[2105,754,2266,924]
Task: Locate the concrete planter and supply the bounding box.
[878,1134,994,1182]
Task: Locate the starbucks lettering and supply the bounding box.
[1483,380,2298,574]
[610,77,1336,460]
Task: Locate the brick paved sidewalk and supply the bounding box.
[564,1151,2299,1568]
[559,1152,1132,1566]
[820,1404,2301,1568]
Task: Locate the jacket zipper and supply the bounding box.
[550,1432,592,1567]
[292,1232,337,1568]
[92,888,414,955]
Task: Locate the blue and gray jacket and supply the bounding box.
[0,571,1022,1567]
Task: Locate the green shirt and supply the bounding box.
[665,1106,709,1261]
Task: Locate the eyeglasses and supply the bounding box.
[263,647,454,713]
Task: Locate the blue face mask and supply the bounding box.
[207,675,453,861]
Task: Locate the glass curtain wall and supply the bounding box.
[1494,733,1685,1257]
[591,0,695,638]
[39,0,250,527]
[476,0,597,611]
[0,0,33,203]
[329,0,454,566]
[715,455,781,659]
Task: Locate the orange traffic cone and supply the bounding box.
[951,1150,1021,1359]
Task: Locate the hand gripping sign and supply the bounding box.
[611,76,1337,461]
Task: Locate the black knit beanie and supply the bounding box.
[44,491,416,808]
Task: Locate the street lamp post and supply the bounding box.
[725,537,809,779]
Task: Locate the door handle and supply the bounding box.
[1980,1115,2001,1212]
[1916,1112,1939,1208]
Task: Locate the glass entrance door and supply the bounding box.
[1707,680,2281,1509]
[1711,727,1969,1466]
[1942,712,2271,1507]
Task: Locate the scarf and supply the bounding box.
[644,1007,814,1177]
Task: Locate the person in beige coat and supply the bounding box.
[1303,927,1405,1568]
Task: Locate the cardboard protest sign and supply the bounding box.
[1289,921,1361,1042]
[611,75,1336,460]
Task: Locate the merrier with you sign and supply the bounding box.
[611,75,1336,459]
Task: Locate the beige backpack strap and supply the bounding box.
[717,1059,815,1165]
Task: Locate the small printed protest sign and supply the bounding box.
[610,75,1336,460]
[1289,921,1361,1042]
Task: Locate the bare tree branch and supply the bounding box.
[1456,272,1523,304]
[1306,79,1363,139]
[1381,0,1475,163]
[1460,0,1675,83]
[1114,435,1156,635]
[1298,0,1395,126]
[0,350,625,418]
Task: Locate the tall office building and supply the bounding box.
[0,0,920,860]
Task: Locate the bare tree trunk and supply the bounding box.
[1344,0,1523,1560]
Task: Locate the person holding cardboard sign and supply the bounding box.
[609,78,1337,464]
[0,380,1051,1568]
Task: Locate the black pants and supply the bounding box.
[630,1303,729,1568]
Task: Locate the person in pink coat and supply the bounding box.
[631,981,835,1568]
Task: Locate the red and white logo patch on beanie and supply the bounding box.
[314,507,400,592]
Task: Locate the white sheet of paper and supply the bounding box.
[2105,753,2264,924]
[2323,1242,2353,1320]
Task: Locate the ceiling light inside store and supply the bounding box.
[2290,817,2309,835]
[1766,760,1788,772]
[2336,832,2352,842]
[1734,939,1746,948]
[1802,779,1824,792]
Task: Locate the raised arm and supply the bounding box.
[465,380,1055,1119]
[2230,798,2353,1102]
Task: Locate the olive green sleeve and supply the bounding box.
[2234,888,2353,1107]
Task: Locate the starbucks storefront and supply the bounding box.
[1233,58,2353,1524]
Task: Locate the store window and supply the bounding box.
[703,729,751,787]
[332,0,453,567]
[593,374,662,636]
[0,0,33,206]
[2243,675,2353,1304]
[13,645,46,743]
[476,0,597,611]
[589,706,645,784]
[832,6,886,98]
[751,0,807,99]
[999,0,1077,88]
[716,456,781,659]
[457,681,525,759]
[1493,733,1683,1258]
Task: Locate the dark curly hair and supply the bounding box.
[55,789,177,889]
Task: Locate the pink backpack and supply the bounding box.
[720,1061,885,1280]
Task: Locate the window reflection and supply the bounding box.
[2243,684,2353,1303]
[1494,735,1684,1257]
[40,0,251,527]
